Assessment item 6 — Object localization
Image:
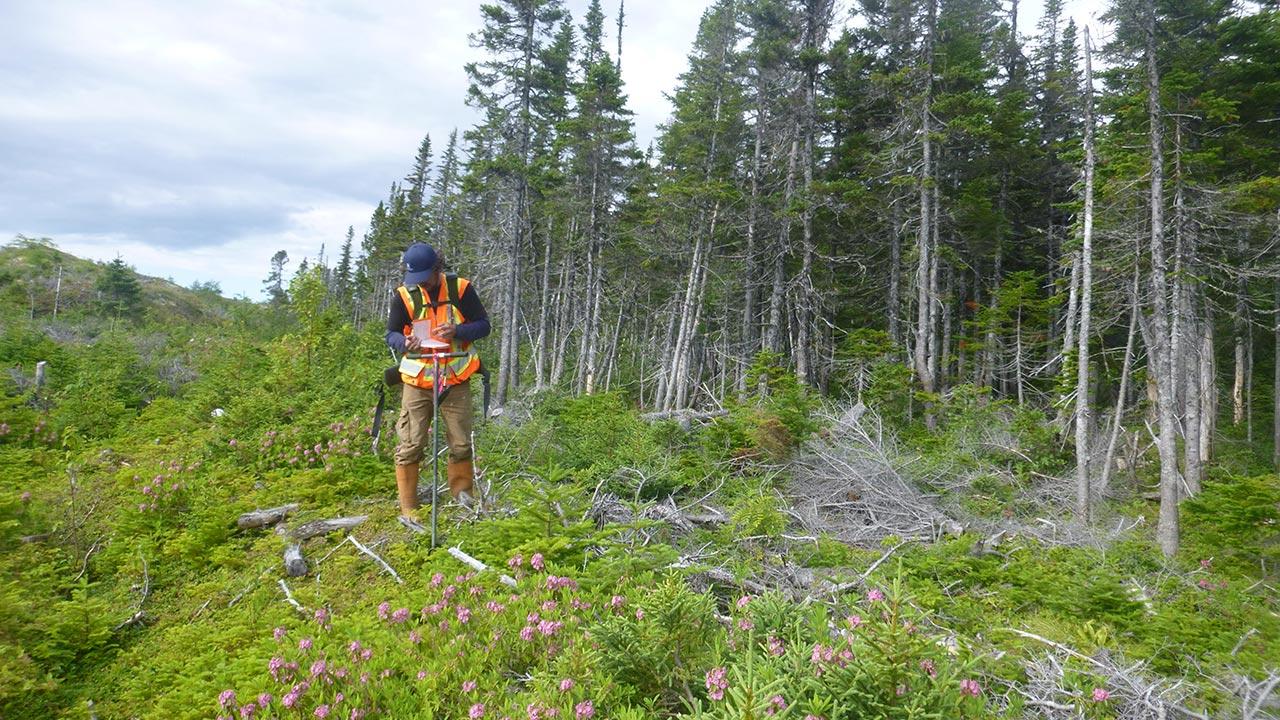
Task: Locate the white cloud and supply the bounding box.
[2,0,1100,300]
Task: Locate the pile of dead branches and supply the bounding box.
[988,629,1254,720]
[788,404,963,547]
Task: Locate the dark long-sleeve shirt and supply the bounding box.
[385,279,491,354]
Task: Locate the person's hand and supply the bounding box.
[433,323,456,341]
[405,334,423,351]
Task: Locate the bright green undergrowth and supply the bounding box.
[1,315,1277,719]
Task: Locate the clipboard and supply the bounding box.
[411,320,451,351]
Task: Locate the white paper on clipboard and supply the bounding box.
[411,320,451,350]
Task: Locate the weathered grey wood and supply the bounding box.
[284,544,307,577]
[35,361,47,391]
[1075,26,1097,522]
[640,409,728,424]
[291,515,367,541]
[237,503,300,530]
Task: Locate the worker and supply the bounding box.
[385,242,490,516]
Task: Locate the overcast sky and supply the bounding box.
[1,0,1105,299]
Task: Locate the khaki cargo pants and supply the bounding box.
[394,379,473,465]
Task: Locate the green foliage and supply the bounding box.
[593,575,720,711]
[1181,474,1280,575]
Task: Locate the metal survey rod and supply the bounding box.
[424,351,470,550]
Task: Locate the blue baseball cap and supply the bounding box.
[402,243,438,286]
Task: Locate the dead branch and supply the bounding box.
[237,503,300,530]
[291,515,367,541]
[639,408,729,429]
[346,534,402,584]
[448,546,518,587]
[114,550,150,631]
[278,579,308,615]
[284,544,307,577]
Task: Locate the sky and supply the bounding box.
[1,0,1105,300]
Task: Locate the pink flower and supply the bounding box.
[457,607,472,623]
[867,588,885,602]
[959,679,981,697]
[257,693,272,708]
[737,617,754,632]
[804,716,826,720]
[559,678,575,692]
[310,660,327,677]
[431,572,445,586]
[469,704,486,719]
[273,626,287,642]
[298,637,312,651]
[409,630,422,644]
[1200,558,1212,569]
[219,690,237,708]
[417,670,428,680]
[610,595,625,609]
[377,602,390,619]
[846,614,863,629]
[736,595,753,610]
[508,554,523,569]
[229,439,239,447]
[635,608,645,620]
[537,619,563,636]
[463,680,477,693]
[314,608,330,627]
[574,700,594,719]
[348,709,366,720]
[541,600,558,612]
[391,608,410,623]
[240,703,257,718]
[282,692,299,709]
[705,667,728,701]
[486,601,506,613]
[766,635,785,657]
[314,705,330,718]
[1092,688,1111,702]
[530,553,545,571]
[520,626,535,641]
[765,695,786,716]
[919,659,937,678]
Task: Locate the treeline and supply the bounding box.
[301,0,1277,553]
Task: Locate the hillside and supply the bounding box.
[0,237,244,326]
[1,284,1277,719]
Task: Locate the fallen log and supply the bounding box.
[448,546,518,588]
[238,504,300,530]
[639,408,728,429]
[291,515,367,541]
[284,544,307,577]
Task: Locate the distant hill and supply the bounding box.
[0,236,251,325]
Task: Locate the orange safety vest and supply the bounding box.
[395,274,482,390]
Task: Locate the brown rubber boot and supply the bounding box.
[395,463,421,519]
[447,459,476,509]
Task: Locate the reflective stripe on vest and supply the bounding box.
[396,278,481,389]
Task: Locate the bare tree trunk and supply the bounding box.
[1075,26,1096,521]
[913,0,938,428]
[740,76,767,393]
[1100,276,1139,498]
[1274,278,1280,470]
[1143,0,1180,558]
[1234,237,1247,426]
[889,202,903,347]
[794,0,832,387]
[533,229,554,390]
[1200,318,1215,463]
[766,134,800,358]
